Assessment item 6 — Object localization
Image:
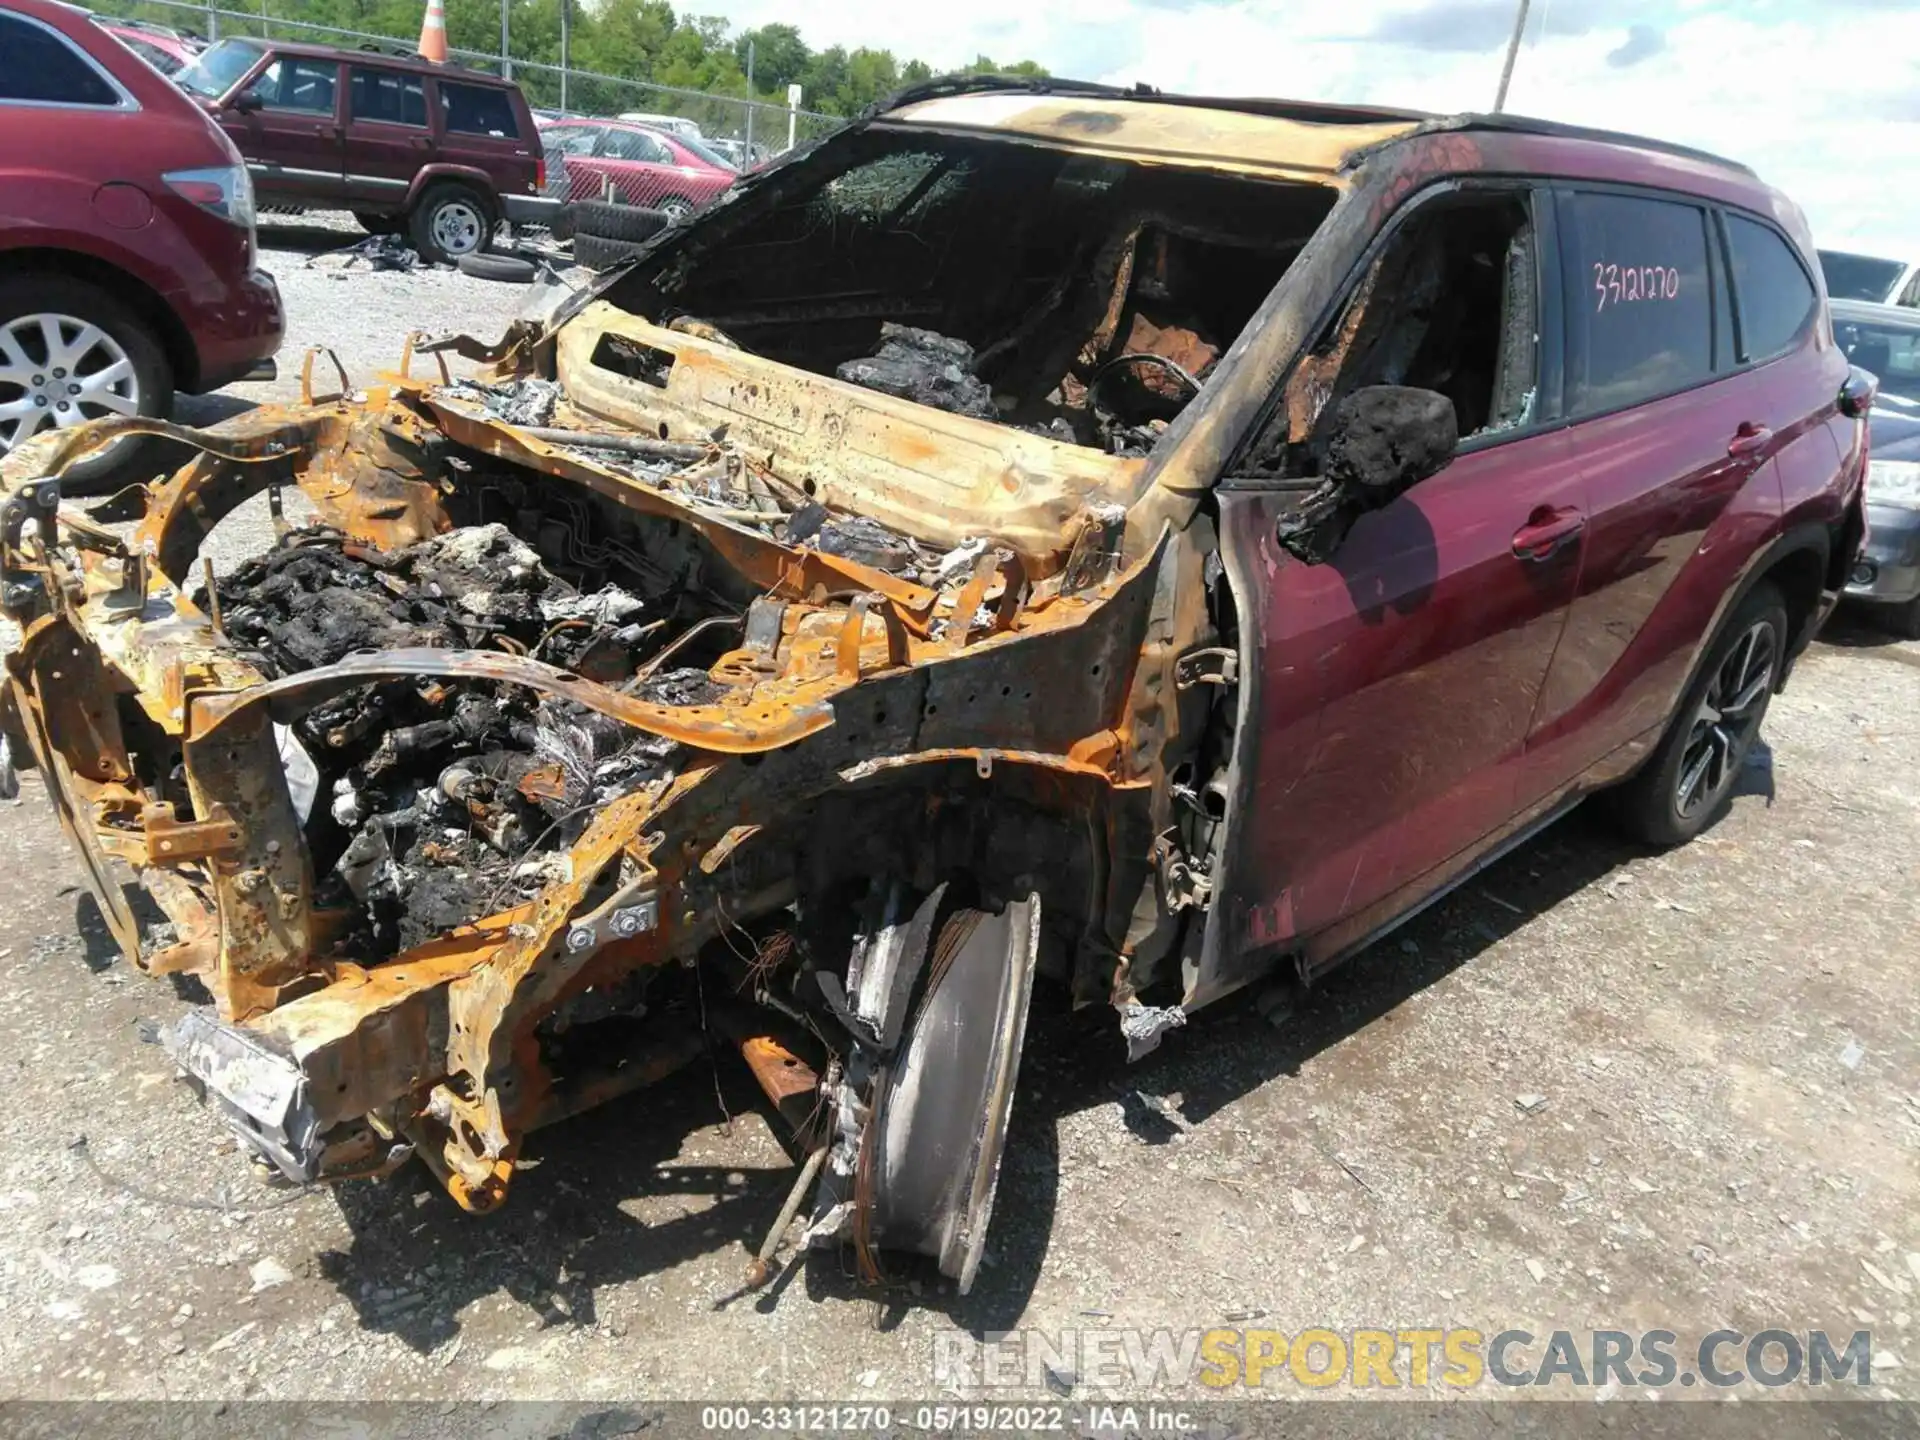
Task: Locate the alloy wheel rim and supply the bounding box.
[1674,617,1779,819]
[432,201,485,255]
[0,313,140,453]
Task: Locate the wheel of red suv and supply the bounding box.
[1608,581,1788,848]
[409,183,494,265]
[0,275,171,496]
[352,210,403,236]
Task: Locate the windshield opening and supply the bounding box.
[1818,250,1905,303]
[1834,315,1920,404]
[175,38,263,99]
[604,129,1335,455]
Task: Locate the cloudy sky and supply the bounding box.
[704,0,1920,255]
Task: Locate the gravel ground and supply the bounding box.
[0,233,1916,1407]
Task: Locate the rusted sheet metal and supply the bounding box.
[883,95,1417,181]
[553,306,1148,567]
[419,390,949,620]
[182,701,317,1021]
[186,647,838,756]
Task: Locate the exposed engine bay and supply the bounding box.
[0,92,1380,1291]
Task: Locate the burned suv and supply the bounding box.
[0,79,1867,1292]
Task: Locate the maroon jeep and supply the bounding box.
[173,37,550,262]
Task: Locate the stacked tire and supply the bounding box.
[567,202,673,270]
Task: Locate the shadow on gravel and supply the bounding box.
[1818,605,1917,654]
[257,219,372,255]
[72,885,166,974]
[318,1055,787,1354]
[314,802,1656,1349]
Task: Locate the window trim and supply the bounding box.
[1718,205,1820,367]
[0,10,140,112]
[347,63,428,130]
[1220,175,1561,489]
[1549,182,1729,430]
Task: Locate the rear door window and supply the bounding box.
[541,124,600,157]
[349,66,425,127]
[0,14,121,106]
[600,128,671,164]
[255,56,338,115]
[440,81,518,138]
[1724,214,1817,363]
[1561,190,1716,416]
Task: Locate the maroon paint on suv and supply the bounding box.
[1193,123,1869,1001]
[0,0,282,486]
[173,37,544,263]
[537,117,736,219]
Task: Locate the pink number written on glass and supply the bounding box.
[1593,262,1681,313]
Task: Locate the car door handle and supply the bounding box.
[1728,423,1773,458]
[409,135,432,149]
[1512,506,1586,562]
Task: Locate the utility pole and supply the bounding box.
[1493,0,1532,113]
[500,0,510,79]
[744,38,755,156]
[559,0,569,111]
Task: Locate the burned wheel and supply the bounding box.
[814,884,1041,1292]
[1609,581,1787,847]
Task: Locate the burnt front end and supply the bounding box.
[0,311,1216,1285]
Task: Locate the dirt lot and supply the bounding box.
[0,226,1915,1406]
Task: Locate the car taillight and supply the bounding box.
[162,164,255,229]
[535,156,546,192]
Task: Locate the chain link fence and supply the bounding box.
[94,0,844,158]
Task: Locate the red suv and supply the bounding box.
[0,0,282,487]
[173,38,546,262]
[537,115,737,219]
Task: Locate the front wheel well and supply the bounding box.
[1759,540,1829,664]
[0,248,198,391]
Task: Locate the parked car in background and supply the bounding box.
[615,110,703,140]
[1818,247,1920,308]
[705,136,771,171]
[1831,299,1920,635]
[0,0,281,488]
[171,37,550,261]
[537,116,734,218]
[95,16,202,77]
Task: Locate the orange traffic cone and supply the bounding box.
[417,0,447,63]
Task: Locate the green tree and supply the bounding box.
[734,22,807,92]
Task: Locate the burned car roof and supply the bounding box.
[879,92,1423,180]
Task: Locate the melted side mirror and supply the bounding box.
[229,88,265,115]
[1276,385,1459,565]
